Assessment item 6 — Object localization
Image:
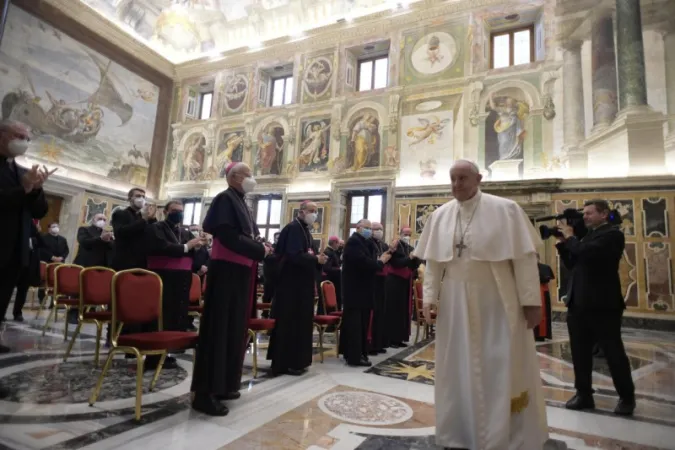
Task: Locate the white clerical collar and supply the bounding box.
[458,190,482,208]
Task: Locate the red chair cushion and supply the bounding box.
[249,318,275,331]
[83,310,112,321]
[188,305,203,313]
[329,311,342,317]
[256,303,272,310]
[56,297,80,306]
[117,331,198,350]
[314,315,340,325]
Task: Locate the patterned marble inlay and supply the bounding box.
[318,391,414,426]
[3,359,188,404]
[642,197,668,238]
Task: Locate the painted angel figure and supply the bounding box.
[488,93,529,160]
[406,115,450,146]
[299,122,330,169]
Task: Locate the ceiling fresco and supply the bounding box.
[80,0,416,64]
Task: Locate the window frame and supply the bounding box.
[269,75,293,107]
[198,91,213,120]
[180,198,203,226]
[344,190,386,240]
[489,25,535,69]
[356,55,389,92]
[253,195,283,241]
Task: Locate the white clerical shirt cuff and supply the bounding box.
[183,244,188,253]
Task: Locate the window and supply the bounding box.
[181,199,203,226]
[199,92,213,120]
[254,196,283,241]
[185,89,197,118]
[490,26,534,69]
[270,76,293,106]
[346,191,385,237]
[357,56,388,92]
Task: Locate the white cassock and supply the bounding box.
[414,190,548,450]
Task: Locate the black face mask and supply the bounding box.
[167,211,184,225]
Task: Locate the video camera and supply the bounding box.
[534,206,622,240]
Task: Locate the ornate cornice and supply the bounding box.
[41,0,174,78]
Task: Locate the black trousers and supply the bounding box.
[566,307,635,399]
[341,308,370,364]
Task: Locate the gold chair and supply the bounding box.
[413,279,436,344]
[42,264,83,339]
[34,262,60,320]
[63,267,116,367]
[313,281,342,363]
[88,269,198,421]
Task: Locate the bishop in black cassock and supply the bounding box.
[384,227,421,347]
[267,201,326,376]
[191,162,268,416]
[369,222,389,354]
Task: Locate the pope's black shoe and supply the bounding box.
[192,393,229,416]
[565,394,595,411]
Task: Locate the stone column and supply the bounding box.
[0,0,9,46]
[590,15,618,128]
[615,0,648,111]
[562,40,587,175]
[663,30,675,135]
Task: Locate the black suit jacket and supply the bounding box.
[556,224,625,311]
[145,220,194,259]
[111,206,156,270]
[341,233,384,310]
[322,247,341,277]
[39,233,70,263]
[73,225,113,267]
[0,158,48,268]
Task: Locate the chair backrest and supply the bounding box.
[80,267,115,306]
[112,269,162,327]
[189,274,201,304]
[54,264,83,299]
[46,263,61,288]
[321,281,338,311]
[39,261,47,284]
[414,279,423,310]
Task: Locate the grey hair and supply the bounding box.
[356,218,370,227]
[450,159,481,174]
[225,162,247,182]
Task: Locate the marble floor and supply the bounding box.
[1,305,674,450]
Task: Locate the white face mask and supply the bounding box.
[95,220,106,228]
[8,139,28,156]
[50,226,60,234]
[303,212,317,225]
[373,230,383,240]
[401,236,411,244]
[242,176,257,193]
[191,231,200,238]
[133,197,146,209]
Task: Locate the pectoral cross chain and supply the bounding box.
[455,239,467,257]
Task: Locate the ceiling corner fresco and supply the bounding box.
[80,0,419,64]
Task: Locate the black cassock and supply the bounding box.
[339,232,384,364]
[39,233,69,263]
[535,262,555,341]
[191,188,265,396]
[74,225,114,268]
[369,239,389,353]
[322,247,342,310]
[267,218,318,374]
[384,241,420,345]
[145,221,194,332]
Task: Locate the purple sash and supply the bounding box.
[211,240,254,267]
[147,256,192,271]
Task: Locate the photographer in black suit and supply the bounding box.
[556,199,635,416]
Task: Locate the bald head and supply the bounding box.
[0,120,31,158]
[450,159,482,202]
[226,162,253,193]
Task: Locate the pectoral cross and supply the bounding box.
[455,239,467,257]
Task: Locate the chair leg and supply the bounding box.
[34,294,46,320]
[134,354,144,421]
[149,353,167,391]
[318,326,325,363]
[89,349,116,406]
[42,307,56,336]
[63,307,69,340]
[63,322,82,362]
[94,322,103,367]
[414,320,421,344]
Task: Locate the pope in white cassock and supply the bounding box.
[414,160,548,450]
